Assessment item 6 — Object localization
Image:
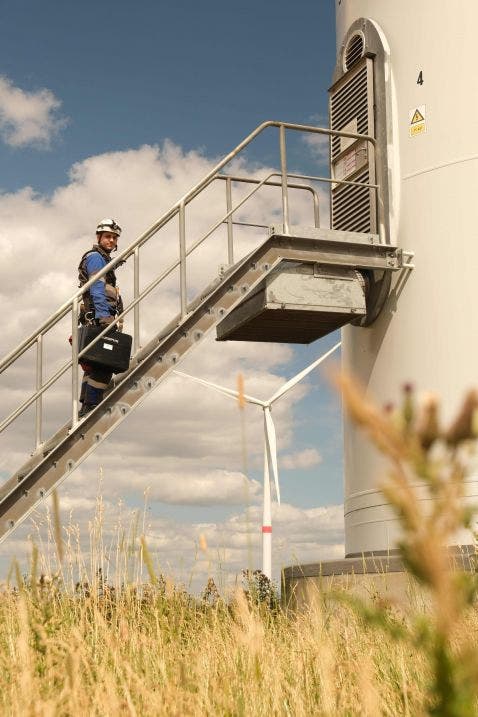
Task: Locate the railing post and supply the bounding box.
[312,190,320,228]
[373,140,385,245]
[279,124,290,234]
[133,247,140,352]
[179,202,187,319]
[71,299,79,428]
[35,334,43,449]
[226,177,234,265]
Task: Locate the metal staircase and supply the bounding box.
[0,120,411,543]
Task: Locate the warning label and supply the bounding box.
[409,105,426,137]
[411,109,424,124]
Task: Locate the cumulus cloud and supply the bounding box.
[280,448,322,470]
[0,492,344,590]
[0,76,67,148]
[0,140,341,583]
[124,469,261,506]
[303,132,330,163]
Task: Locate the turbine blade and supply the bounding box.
[173,370,264,406]
[264,408,280,505]
[268,341,341,404]
[173,370,239,401]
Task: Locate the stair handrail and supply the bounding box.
[0,170,323,436]
[0,121,376,375]
[0,120,379,448]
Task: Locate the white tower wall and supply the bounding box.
[337,1,478,555]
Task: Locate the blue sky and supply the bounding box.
[0,1,343,585]
[0,0,336,191]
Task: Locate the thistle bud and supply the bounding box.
[445,390,478,446]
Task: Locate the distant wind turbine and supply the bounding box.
[174,341,341,579]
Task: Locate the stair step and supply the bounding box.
[0,229,401,542]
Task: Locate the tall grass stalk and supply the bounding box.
[1,380,478,714]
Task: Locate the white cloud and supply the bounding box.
[0,140,341,582]
[280,447,322,470]
[303,131,330,162]
[0,76,67,148]
[123,469,261,506]
[0,493,344,591]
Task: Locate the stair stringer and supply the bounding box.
[0,240,282,541]
[0,229,400,542]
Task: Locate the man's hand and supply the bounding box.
[98,316,115,327]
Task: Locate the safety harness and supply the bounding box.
[78,244,123,325]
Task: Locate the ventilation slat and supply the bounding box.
[333,199,370,225]
[330,72,367,110]
[333,194,370,221]
[333,190,370,213]
[331,107,368,134]
[331,70,367,106]
[329,57,375,233]
[345,33,365,71]
[331,82,367,118]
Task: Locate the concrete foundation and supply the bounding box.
[282,547,476,610]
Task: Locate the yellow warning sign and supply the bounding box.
[410,123,426,136]
[409,104,426,137]
[411,109,425,124]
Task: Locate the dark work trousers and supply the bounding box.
[80,361,113,408]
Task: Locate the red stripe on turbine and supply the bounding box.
[262,526,272,533]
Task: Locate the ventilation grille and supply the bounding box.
[329,58,375,234]
[344,33,365,70]
[330,64,368,160]
[331,168,371,233]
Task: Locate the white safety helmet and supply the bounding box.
[96,218,122,237]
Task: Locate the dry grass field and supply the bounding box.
[0,569,434,716]
[1,380,478,716]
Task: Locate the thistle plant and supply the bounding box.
[336,375,478,716]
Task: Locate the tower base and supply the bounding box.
[282,547,476,610]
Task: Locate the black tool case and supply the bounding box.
[78,325,132,373]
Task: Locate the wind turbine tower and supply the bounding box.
[285,1,478,599]
[335,1,478,557]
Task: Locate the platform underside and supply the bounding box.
[217,260,367,343]
[217,305,356,343]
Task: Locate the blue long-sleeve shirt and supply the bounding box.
[85,252,111,319]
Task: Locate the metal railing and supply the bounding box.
[0,121,379,454]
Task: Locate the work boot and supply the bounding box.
[78,403,96,418]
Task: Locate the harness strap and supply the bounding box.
[78,244,119,325]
